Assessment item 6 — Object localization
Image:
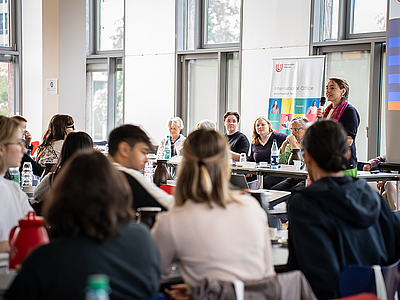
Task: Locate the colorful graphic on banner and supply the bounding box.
[269,57,325,132]
[388,0,400,110]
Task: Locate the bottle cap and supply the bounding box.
[87,274,110,290]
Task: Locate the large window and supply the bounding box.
[0,0,20,117]
[177,0,241,133]
[311,0,386,161]
[86,0,124,141]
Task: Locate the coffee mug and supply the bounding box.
[293,160,303,171]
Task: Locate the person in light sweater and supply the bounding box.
[152,129,274,298]
[0,116,33,253]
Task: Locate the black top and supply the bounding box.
[337,104,360,169]
[287,176,400,299]
[122,171,167,211]
[224,131,250,155]
[248,132,287,163]
[5,223,161,300]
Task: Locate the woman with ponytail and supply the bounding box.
[152,129,274,296]
[287,120,400,300]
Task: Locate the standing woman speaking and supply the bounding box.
[316,78,360,170]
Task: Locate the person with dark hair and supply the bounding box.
[0,116,33,253]
[36,114,75,166]
[223,111,250,161]
[287,120,400,300]
[152,129,274,298]
[5,150,161,300]
[108,124,174,211]
[10,115,44,177]
[32,131,93,214]
[316,77,360,170]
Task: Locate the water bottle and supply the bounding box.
[85,274,111,300]
[164,136,171,160]
[9,167,21,188]
[22,162,33,186]
[270,139,279,170]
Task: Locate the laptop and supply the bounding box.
[230,174,259,190]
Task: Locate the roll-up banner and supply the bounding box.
[268,57,325,134]
[386,0,400,163]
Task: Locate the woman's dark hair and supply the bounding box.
[42,150,134,243]
[302,120,349,172]
[52,131,93,175]
[37,114,74,161]
[223,111,240,123]
[329,77,349,100]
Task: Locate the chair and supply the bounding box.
[141,293,167,300]
[160,184,175,195]
[336,293,379,300]
[338,258,400,300]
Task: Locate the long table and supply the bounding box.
[231,164,400,183]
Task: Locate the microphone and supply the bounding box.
[317,97,326,120]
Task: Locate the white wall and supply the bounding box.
[124,0,176,144]
[240,0,311,140]
[59,0,86,132]
[21,0,43,141]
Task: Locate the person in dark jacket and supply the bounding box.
[247,116,286,188]
[5,150,161,300]
[287,120,400,300]
[223,111,250,161]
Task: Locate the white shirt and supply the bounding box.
[0,174,34,242]
[112,163,175,210]
[151,195,275,287]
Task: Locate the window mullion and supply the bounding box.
[107,57,115,137]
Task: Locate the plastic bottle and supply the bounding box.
[164,136,171,160]
[9,167,21,188]
[85,274,111,300]
[270,139,279,170]
[22,162,33,186]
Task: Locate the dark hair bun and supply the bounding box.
[324,155,348,172]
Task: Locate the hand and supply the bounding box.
[287,135,298,148]
[316,107,323,118]
[363,163,371,171]
[347,136,353,146]
[25,130,32,146]
[164,284,190,300]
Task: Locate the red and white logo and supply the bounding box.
[276,64,283,72]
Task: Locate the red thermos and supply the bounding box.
[8,211,50,269]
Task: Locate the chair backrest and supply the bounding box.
[141,293,167,300]
[338,258,400,300]
[159,184,175,195]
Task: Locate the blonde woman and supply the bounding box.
[0,116,33,253]
[152,129,274,298]
[157,117,186,159]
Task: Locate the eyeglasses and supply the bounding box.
[4,139,25,147]
[67,125,75,130]
[290,128,302,132]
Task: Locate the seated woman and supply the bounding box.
[0,116,33,253]
[157,117,186,158]
[248,116,286,188]
[152,129,274,297]
[271,116,309,191]
[33,131,93,215]
[223,111,250,161]
[287,120,400,300]
[6,150,160,300]
[36,114,75,166]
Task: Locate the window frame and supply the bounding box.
[310,0,387,160]
[86,0,124,138]
[176,0,243,134]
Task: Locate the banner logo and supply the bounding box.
[276,64,283,73]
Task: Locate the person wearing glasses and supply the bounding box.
[36,114,75,166]
[0,116,33,253]
[268,116,309,191]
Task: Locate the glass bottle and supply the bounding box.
[270,139,279,169]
